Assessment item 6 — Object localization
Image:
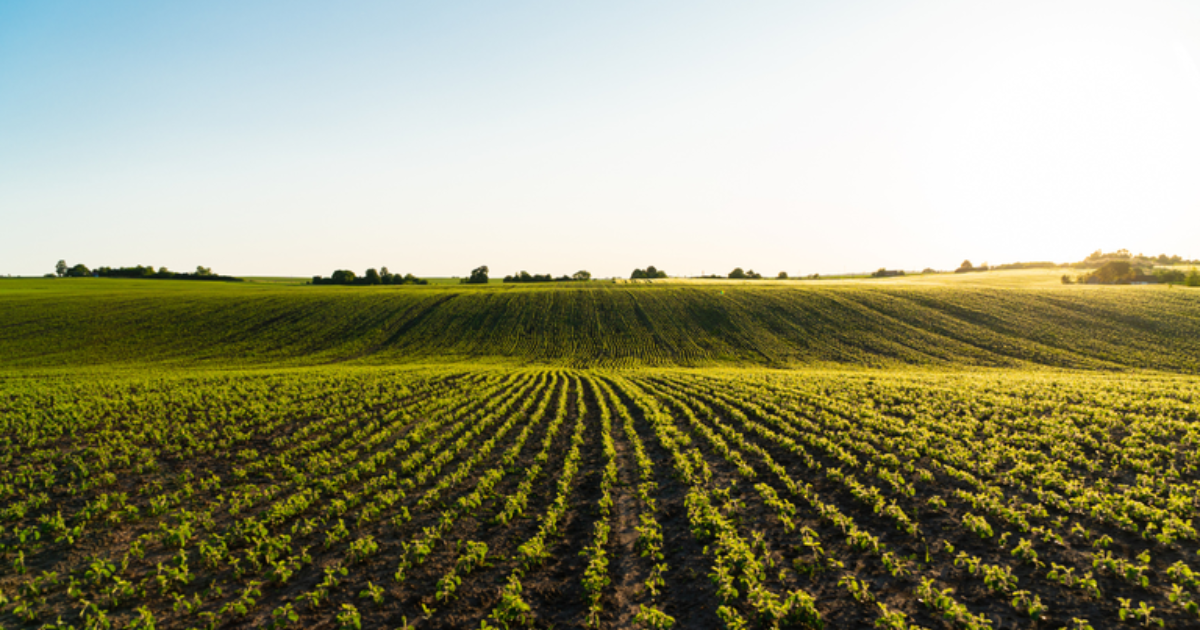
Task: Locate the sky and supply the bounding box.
[3,0,1200,278]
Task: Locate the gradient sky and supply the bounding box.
[4,1,1200,278]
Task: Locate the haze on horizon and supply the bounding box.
[3,0,1200,279]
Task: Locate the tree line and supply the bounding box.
[461,266,594,284]
[51,260,241,282]
[630,265,668,279]
[1064,261,1200,286]
[503,270,592,283]
[958,250,1200,275]
[311,267,428,285]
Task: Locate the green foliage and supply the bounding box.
[313,267,427,285]
[464,265,490,284]
[3,316,1200,629]
[631,265,668,279]
[502,270,591,283]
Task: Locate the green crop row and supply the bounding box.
[4,279,1200,371]
[2,366,1200,628]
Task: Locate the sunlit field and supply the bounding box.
[3,274,1200,371]
[3,276,1200,629]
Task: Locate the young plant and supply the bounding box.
[337,603,362,630]
[634,605,676,629]
[359,580,385,606]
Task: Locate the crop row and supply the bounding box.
[2,367,1200,628]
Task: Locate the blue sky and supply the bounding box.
[4,1,1200,277]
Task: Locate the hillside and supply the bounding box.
[2,276,1200,371]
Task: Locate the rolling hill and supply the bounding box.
[3,276,1199,371]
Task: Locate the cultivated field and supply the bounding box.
[3,277,1200,371]
[2,276,1200,629]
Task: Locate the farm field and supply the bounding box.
[4,276,1200,629]
[3,366,1200,629]
[3,277,1200,371]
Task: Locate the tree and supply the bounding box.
[777,271,788,279]
[66,263,91,277]
[331,269,356,284]
[1186,268,1200,288]
[572,270,591,281]
[465,266,489,284]
[631,266,667,279]
[728,267,746,279]
[1089,260,1134,284]
[1154,268,1185,284]
[55,260,68,277]
[195,266,214,277]
[364,268,382,285]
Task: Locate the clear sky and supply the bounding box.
[4,0,1200,278]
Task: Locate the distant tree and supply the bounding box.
[1154,268,1185,284]
[195,266,214,276]
[503,270,583,283]
[464,266,489,284]
[921,268,936,274]
[1097,260,1133,284]
[728,267,746,279]
[777,271,788,279]
[1187,268,1200,288]
[55,260,68,277]
[66,263,91,277]
[631,266,667,279]
[1061,274,1074,285]
[364,268,382,285]
[746,270,762,279]
[330,269,357,284]
[955,260,974,273]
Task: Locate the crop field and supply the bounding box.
[4,366,1200,629]
[3,278,1200,371]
